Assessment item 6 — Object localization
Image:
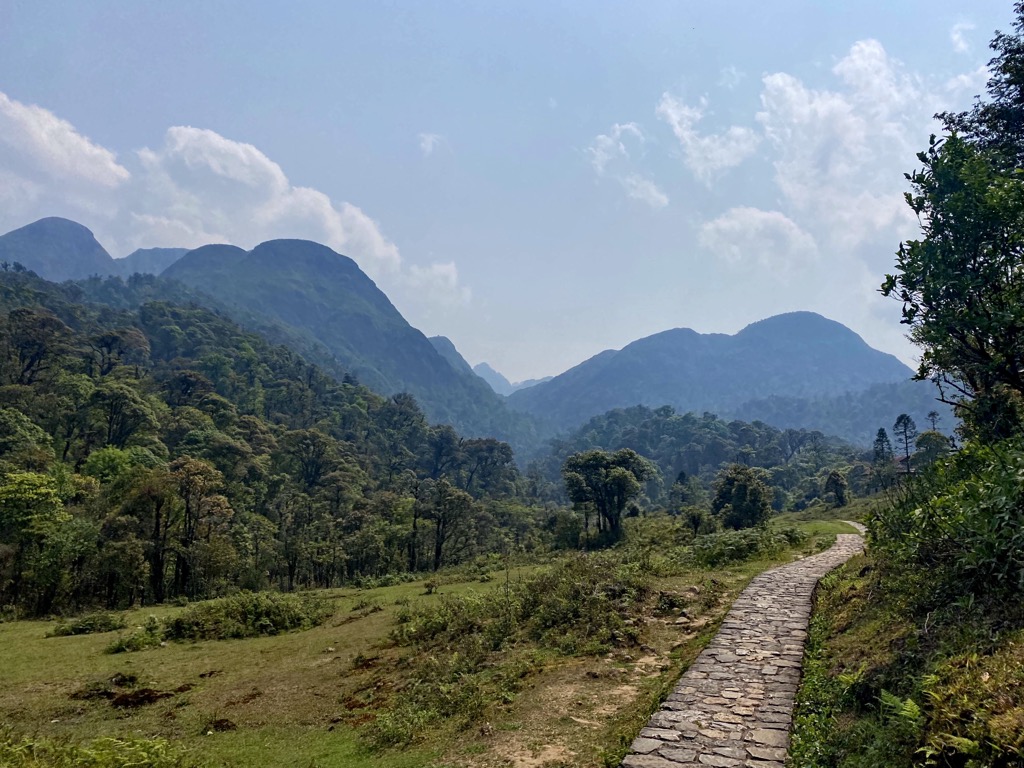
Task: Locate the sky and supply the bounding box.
[0,1,1014,381]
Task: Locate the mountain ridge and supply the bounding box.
[506,311,916,436]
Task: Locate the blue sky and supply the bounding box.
[0,1,1014,380]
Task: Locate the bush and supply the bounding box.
[105,616,163,654]
[48,612,127,637]
[872,438,1024,593]
[688,527,804,568]
[164,591,331,641]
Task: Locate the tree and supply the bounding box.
[926,410,941,431]
[823,470,849,507]
[884,8,1024,439]
[711,464,773,529]
[562,449,658,542]
[872,428,896,490]
[893,414,918,474]
[422,478,475,571]
[914,430,952,467]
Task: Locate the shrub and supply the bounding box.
[48,612,127,638]
[105,616,163,654]
[163,591,331,641]
[688,528,801,568]
[872,438,1024,593]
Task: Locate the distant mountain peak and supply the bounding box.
[474,362,515,396]
[0,216,114,281]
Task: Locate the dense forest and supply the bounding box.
[0,269,532,615]
[0,267,908,619]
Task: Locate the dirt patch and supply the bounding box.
[205,717,237,732]
[502,744,575,767]
[111,688,173,708]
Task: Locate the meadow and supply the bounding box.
[0,517,855,768]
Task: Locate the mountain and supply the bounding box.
[429,336,476,376]
[0,218,186,281]
[474,362,515,396]
[474,363,554,396]
[507,312,917,437]
[0,217,114,280]
[110,247,188,277]
[514,375,553,391]
[163,239,538,447]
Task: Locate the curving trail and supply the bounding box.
[621,524,865,768]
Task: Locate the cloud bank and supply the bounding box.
[0,91,468,312]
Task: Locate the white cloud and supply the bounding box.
[0,90,469,316]
[125,125,401,274]
[699,207,817,272]
[951,21,975,54]
[418,132,443,156]
[621,174,669,209]
[754,40,927,254]
[586,122,668,209]
[404,261,471,308]
[655,93,760,183]
[0,91,130,221]
[947,64,989,94]
[586,122,644,174]
[718,66,744,90]
[0,92,129,188]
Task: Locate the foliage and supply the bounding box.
[711,464,773,529]
[561,448,658,541]
[542,405,867,513]
[871,437,1024,593]
[364,551,652,747]
[883,136,1024,440]
[47,612,126,637]
[687,527,805,568]
[163,591,332,641]
[789,556,1024,768]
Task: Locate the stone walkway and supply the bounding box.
[622,524,866,768]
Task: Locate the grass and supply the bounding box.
[0,524,843,768]
[789,552,1024,768]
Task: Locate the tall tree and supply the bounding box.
[893,414,918,474]
[872,427,896,490]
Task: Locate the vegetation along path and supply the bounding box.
[621,524,865,768]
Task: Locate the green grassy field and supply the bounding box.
[0,520,848,768]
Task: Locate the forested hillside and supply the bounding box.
[0,269,531,615]
[161,239,541,449]
[533,405,877,511]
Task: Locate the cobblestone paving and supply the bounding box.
[621,525,865,768]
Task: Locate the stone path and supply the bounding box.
[621,524,865,768]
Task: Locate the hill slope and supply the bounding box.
[163,239,537,446]
[507,312,917,437]
[429,335,476,376]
